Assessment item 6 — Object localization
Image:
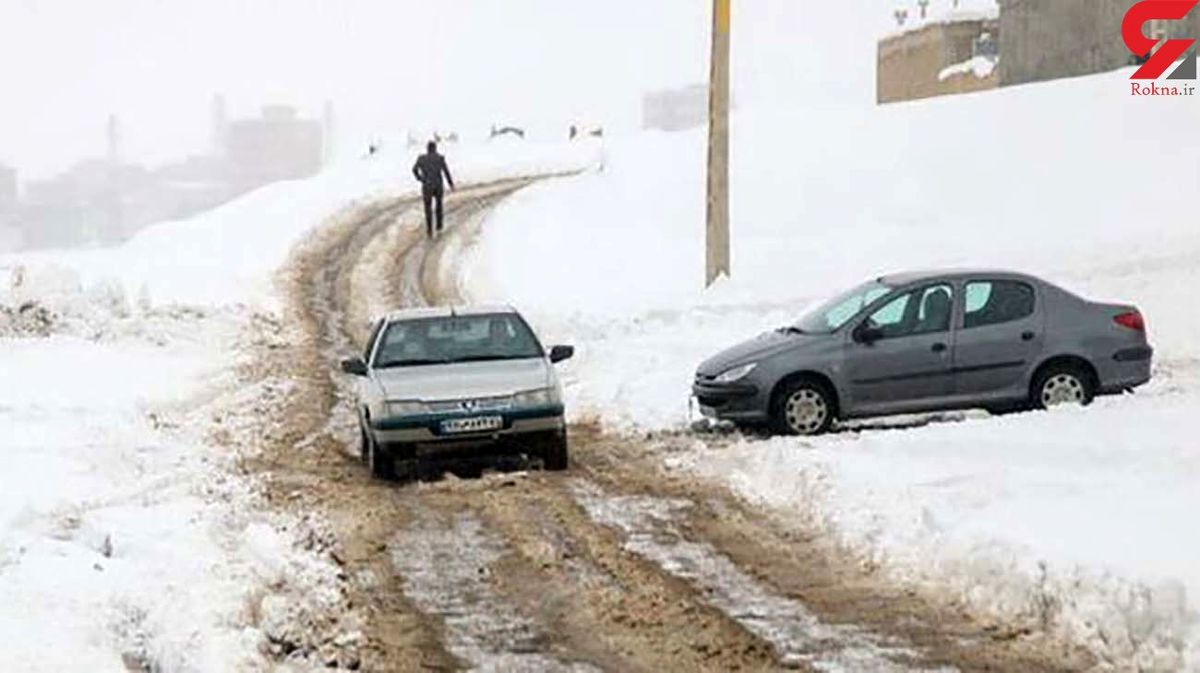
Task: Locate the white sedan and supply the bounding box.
[340,306,574,481]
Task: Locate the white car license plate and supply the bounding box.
[440,416,504,435]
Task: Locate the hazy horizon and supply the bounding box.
[0,0,901,186]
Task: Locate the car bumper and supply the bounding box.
[371,404,566,445]
[692,381,769,423]
[1098,347,1154,394]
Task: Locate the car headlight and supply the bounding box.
[713,363,757,384]
[512,387,558,407]
[386,400,426,417]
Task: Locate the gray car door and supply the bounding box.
[953,279,1043,397]
[843,283,957,414]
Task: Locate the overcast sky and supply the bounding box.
[0,1,895,184]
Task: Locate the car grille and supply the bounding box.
[425,395,514,413]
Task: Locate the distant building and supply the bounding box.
[322,100,336,164]
[877,12,1001,104]
[223,105,324,195]
[0,164,17,252]
[0,164,15,214]
[643,84,711,132]
[0,225,19,252]
[15,101,328,250]
[20,160,150,247]
[999,0,1199,86]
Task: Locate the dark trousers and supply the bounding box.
[422,186,444,237]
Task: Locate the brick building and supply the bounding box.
[877,14,1001,104]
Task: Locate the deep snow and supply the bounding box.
[0,308,349,670]
[459,68,1200,670]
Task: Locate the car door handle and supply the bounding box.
[1021,331,1036,341]
[931,343,948,353]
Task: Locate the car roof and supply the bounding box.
[380,305,519,323]
[879,268,1039,287]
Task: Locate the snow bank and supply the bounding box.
[684,379,1200,671]
[0,311,351,670]
[461,68,1200,669]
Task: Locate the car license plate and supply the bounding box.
[440,416,504,435]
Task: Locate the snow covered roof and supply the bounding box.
[882,0,1000,40]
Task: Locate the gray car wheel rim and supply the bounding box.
[785,388,828,435]
[1042,373,1085,407]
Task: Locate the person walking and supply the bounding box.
[412,141,455,238]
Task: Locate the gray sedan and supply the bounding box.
[694,270,1152,435]
[341,306,574,480]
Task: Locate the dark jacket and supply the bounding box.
[412,152,454,191]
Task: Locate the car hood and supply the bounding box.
[698,330,821,377]
[374,358,552,401]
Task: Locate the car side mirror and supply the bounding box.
[853,324,884,345]
[340,357,369,376]
[549,345,575,364]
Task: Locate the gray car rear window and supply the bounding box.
[963,281,1036,329]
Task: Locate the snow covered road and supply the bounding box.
[228,180,1092,672]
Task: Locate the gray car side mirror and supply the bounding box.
[549,345,575,364]
[853,325,884,345]
[341,357,369,376]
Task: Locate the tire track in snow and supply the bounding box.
[567,479,938,672]
[390,503,603,673]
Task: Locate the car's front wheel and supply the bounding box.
[358,422,370,463]
[366,432,396,481]
[772,379,836,436]
[536,431,569,471]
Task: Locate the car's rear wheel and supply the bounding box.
[772,379,835,436]
[1033,363,1095,409]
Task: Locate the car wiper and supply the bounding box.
[452,354,538,364]
[776,326,805,335]
[375,358,448,369]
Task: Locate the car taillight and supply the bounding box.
[1114,311,1145,333]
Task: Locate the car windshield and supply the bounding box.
[373,313,544,368]
[792,280,893,334]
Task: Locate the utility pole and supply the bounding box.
[706,0,732,287]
